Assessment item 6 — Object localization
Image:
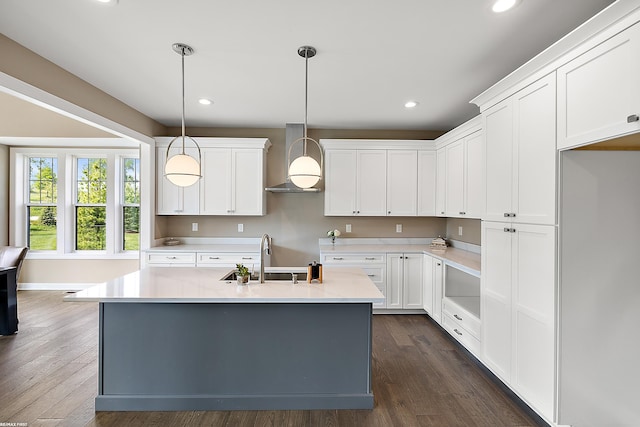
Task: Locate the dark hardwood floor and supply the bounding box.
[0,291,545,427]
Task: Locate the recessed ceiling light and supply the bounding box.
[405,101,419,109]
[95,0,118,4]
[492,0,519,13]
[198,98,212,105]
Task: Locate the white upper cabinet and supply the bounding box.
[484,73,556,225]
[156,146,200,215]
[321,140,435,217]
[557,21,640,150]
[417,151,437,216]
[435,116,484,219]
[155,137,270,216]
[387,150,418,216]
[201,148,265,216]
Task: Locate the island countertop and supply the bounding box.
[64,266,385,304]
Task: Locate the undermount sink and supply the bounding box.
[221,270,307,282]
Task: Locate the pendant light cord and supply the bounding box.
[180,46,186,155]
[303,48,309,156]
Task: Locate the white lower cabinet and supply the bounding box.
[422,254,443,323]
[386,253,423,310]
[482,221,556,422]
[321,253,387,309]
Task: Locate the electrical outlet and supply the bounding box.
[346,224,352,233]
[238,224,244,232]
[192,222,198,232]
[458,226,463,236]
[396,224,402,233]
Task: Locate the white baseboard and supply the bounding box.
[18,282,97,291]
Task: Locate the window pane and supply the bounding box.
[76,206,106,250]
[77,158,107,204]
[28,206,57,250]
[123,158,140,204]
[29,157,57,204]
[123,206,140,251]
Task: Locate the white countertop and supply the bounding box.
[64,266,385,304]
[319,243,481,276]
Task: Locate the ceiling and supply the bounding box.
[0,0,616,133]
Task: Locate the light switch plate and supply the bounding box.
[396,224,402,233]
[192,222,198,232]
[458,226,463,236]
[346,224,352,233]
[238,224,244,232]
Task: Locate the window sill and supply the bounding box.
[26,252,140,261]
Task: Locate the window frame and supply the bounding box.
[11,147,140,260]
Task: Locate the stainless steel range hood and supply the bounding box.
[265,123,322,193]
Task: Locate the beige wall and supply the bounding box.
[20,259,139,284]
[0,34,167,138]
[445,217,481,246]
[159,127,451,266]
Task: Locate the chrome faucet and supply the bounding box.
[259,233,272,283]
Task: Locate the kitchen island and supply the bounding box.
[65,266,384,411]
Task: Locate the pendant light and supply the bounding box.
[164,43,202,187]
[287,46,323,189]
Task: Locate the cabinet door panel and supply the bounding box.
[418,151,437,216]
[233,149,264,215]
[386,254,403,309]
[357,150,387,216]
[445,140,464,216]
[422,254,434,315]
[324,150,357,216]
[558,22,640,149]
[465,131,485,218]
[482,221,513,381]
[403,254,423,309]
[436,148,446,216]
[200,148,232,215]
[387,150,417,216]
[157,147,200,215]
[512,224,555,420]
[484,101,513,221]
[514,74,557,225]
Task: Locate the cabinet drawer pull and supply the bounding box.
[454,328,463,336]
[242,257,253,260]
[333,257,344,260]
[208,257,220,260]
[367,274,375,277]
[166,256,177,259]
[504,227,516,233]
[365,257,376,260]
[627,114,639,123]
[459,211,465,215]
[503,212,516,217]
[454,314,463,321]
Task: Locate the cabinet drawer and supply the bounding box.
[362,267,384,284]
[442,298,480,339]
[322,254,386,264]
[146,252,196,265]
[197,253,260,267]
[442,313,481,356]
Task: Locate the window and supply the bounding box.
[12,148,140,259]
[27,157,58,250]
[122,158,140,251]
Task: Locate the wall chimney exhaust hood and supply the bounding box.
[265,123,322,193]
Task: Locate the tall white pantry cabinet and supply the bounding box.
[479,72,557,421]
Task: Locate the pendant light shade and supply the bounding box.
[287,46,323,189]
[164,43,202,187]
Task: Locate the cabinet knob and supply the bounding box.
[436,262,441,266]
[459,211,465,215]
[352,211,356,214]
[627,114,639,123]
[440,211,445,215]
[504,227,516,233]
[388,211,391,214]
[454,314,463,321]
[357,210,360,214]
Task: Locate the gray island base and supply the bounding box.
[97,301,373,411]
